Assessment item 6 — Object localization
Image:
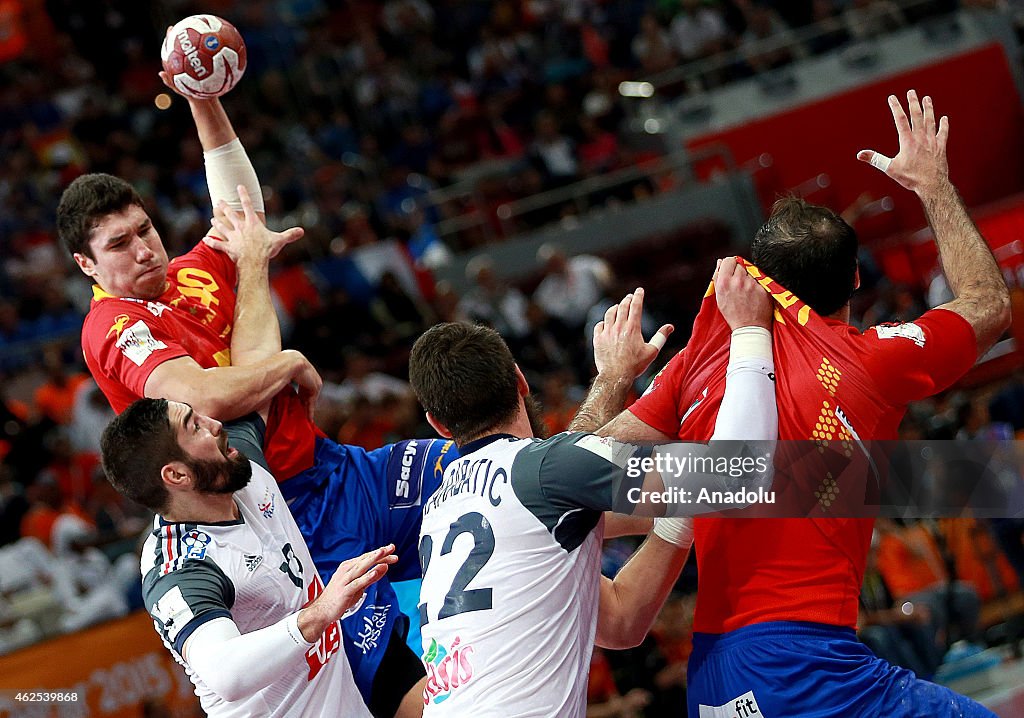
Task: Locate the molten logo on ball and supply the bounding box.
[161,14,246,100]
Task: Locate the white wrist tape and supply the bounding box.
[204,138,265,213]
[730,326,772,361]
[653,517,694,549]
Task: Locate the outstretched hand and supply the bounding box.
[857,90,949,196]
[593,287,674,379]
[206,185,304,263]
[714,257,772,331]
[299,544,397,642]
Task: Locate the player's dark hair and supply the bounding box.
[750,196,859,316]
[101,398,185,513]
[409,322,521,445]
[56,173,145,259]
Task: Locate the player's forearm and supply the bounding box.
[231,257,281,366]
[919,179,1011,353]
[187,98,237,151]
[147,353,299,420]
[184,616,310,702]
[596,534,688,650]
[569,372,634,433]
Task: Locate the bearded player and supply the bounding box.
[57,68,454,717]
[572,91,1008,716]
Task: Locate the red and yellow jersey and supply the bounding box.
[82,242,318,480]
[630,263,977,633]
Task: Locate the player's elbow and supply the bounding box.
[596,611,647,650]
[993,289,1012,333]
[597,622,647,650]
[189,652,252,702]
[207,675,250,703]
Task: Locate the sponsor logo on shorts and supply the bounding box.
[873,322,926,347]
[422,636,475,705]
[352,603,390,654]
[699,691,764,718]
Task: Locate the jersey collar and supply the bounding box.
[459,433,519,457]
[92,284,117,301]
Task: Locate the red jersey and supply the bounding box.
[82,242,319,480]
[630,264,977,633]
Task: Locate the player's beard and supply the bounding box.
[189,438,253,495]
[525,395,548,439]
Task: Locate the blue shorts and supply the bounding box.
[687,622,996,718]
[281,437,457,700]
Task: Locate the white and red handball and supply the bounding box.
[161,15,246,99]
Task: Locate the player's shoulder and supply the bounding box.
[859,308,970,350]
[144,520,242,580]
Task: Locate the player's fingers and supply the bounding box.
[856,150,892,174]
[352,544,396,574]
[648,324,674,352]
[616,292,632,326]
[349,564,388,593]
[217,199,240,228]
[906,89,923,132]
[209,218,231,240]
[937,116,950,154]
[593,320,605,339]
[888,94,911,138]
[922,95,936,138]
[718,256,738,283]
[604,302,619,326]
[712,258,723,283]
[626,287,644,326]
[237,185,255,222]
[279,227,305,245]
[202,235,227,251]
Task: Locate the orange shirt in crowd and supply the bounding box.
[939,518,1020,601]
[20,502,93,550]
[34,373,88,425]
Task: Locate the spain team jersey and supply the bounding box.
[140,434,370,718]
[630,264,978,632]
[81,242,318,480]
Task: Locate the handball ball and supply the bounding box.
[161,15,246,99]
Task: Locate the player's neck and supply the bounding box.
[163,493,240,524]
[460,405,535,446]
[828,304,852,324]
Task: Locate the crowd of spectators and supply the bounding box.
[1,2,1022,713]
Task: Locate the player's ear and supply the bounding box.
[161,461,193,489]
[514,364,530,397]
[854,265,861,291]
[425,412,453,439]
[73,252,97,278]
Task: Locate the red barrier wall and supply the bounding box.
[687,43,1024,229]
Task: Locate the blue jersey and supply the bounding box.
[688,622,996,718]
[280,436,458,701]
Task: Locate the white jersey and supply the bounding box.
[418,432,642,718]
[141,458,371,718]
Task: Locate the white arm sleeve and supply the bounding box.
[711,326,776,442]
[204,138,265,214]
[648,327,777,518]
[183,615,311,702]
